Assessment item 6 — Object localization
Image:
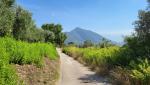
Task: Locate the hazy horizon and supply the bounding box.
[16,0,147,42]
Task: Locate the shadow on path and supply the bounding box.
[78,73,109,84]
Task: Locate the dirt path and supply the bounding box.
[57,48,110,85]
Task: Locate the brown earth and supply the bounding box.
[15,58,59,85]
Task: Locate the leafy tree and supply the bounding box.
[43,30,55,43]
[0,0,67,45]
[98,38,114,48]
[58,32,67,46]
[83,40,93,48]
[13,6,36,41]
[54,24,62,34]
[27,28,44,42]
[41,23,67,46]
[52,24,62,45]
[0,0,15,7]
[125,0,150,58]
[68,42,76,46]
[41,23,55,32]
[0,0,15,37]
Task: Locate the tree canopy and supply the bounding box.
[0,0,15,36]
[125,0,150,58]
[0,0,67,45]
[41,23,67,46]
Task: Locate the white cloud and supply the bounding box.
[98,29,134,36]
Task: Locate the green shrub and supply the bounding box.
[0,37,58,66]
[0,37,58,84]
[0,48,18,85]
[63,46,150,84]
[63,46,120,74]
[130,59,150,85]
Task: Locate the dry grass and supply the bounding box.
[15,58,59,85]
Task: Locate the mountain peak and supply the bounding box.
[65,27,106,45]
[72,27,84,31]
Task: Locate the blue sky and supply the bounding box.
[16,0,147,42]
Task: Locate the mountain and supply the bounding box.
[65,27,110,45]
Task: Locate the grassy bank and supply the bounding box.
[62,46,125,84]
[63,46,120,74]
[0,37,58,85]
[63,46,150,85]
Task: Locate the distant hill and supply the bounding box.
[65,27,114,45]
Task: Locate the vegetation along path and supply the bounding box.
[57,48,110,85]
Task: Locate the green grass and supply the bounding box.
[63,46,120,74]
[0,37,58,66]
[63,46,150,85]
[0,37,58,85]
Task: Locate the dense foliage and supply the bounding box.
[124,0,150,58]
[1,37,58,66]
[0,0,66,45]
[0,49,18,85]
[0,0,62,84]
[0,0,15,37]
[0,37,58,84]
[63,46,121,74]
[41,23,67,46]
[13,6,36,42]
[63,46,150,84]
[123,1,150,84]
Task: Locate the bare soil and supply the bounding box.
[15,58,59,85]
